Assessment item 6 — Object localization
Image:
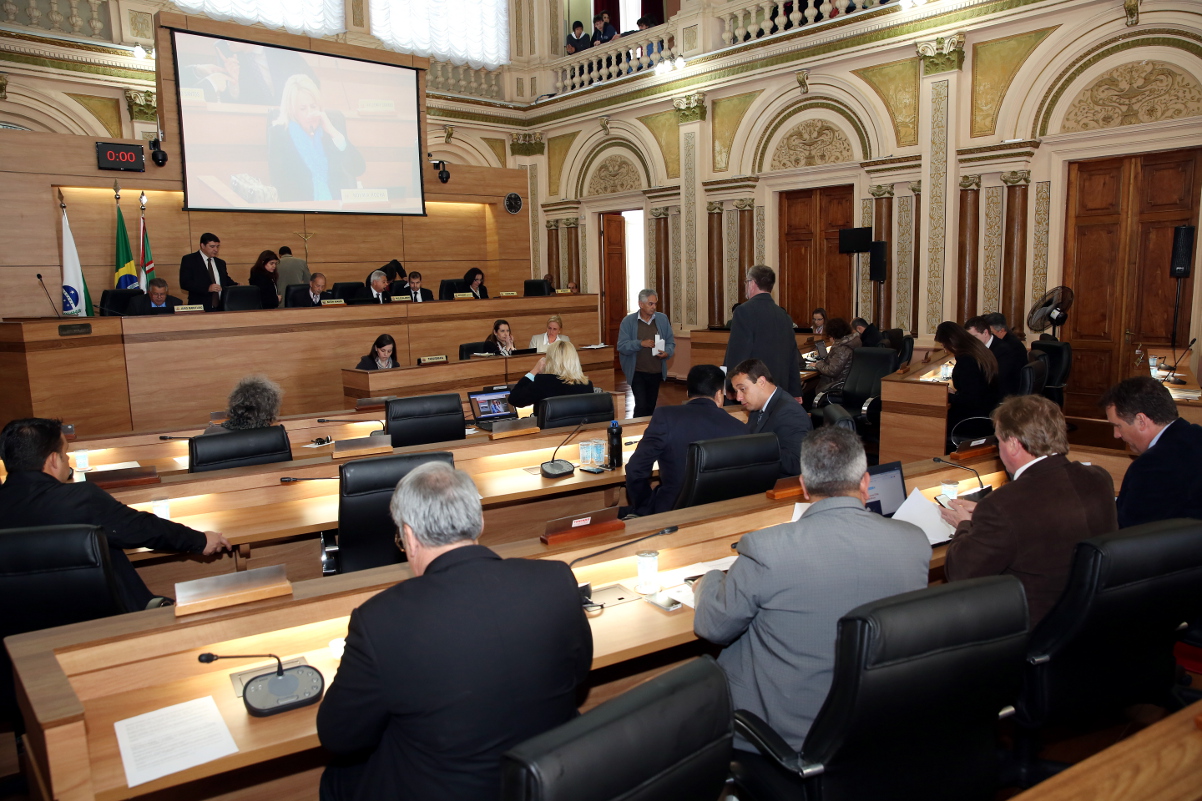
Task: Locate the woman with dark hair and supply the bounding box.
[356,334,400,370]
[463,268,488,299]
[810,308,827,335]
[934,321,1000,428]
[248,250,281,309]
[222,375,283,430]
[485,319,517,355]
[811,317,861,397]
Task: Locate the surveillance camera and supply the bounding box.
[151,148,168,167]
[438,167,450,184]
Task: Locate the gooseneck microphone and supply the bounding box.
[199,652,284,676]
[198,652,326,717]
[541,421,586,478]
[159,435,190,440]
[569,525,680,568]
[932,457,984,488]
[317,419,384,427]
[280,476,337,483]
[1162,338,1196,386]
[36,274,61,317]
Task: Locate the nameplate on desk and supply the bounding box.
[766,475,803,500]
[321,298,346,306]
[57,323,92,337]
[555,288,573,294]
[356,395,397,410]
[84,465,160,489]
[391,295,411,301]
[175,564,292,616]
[332,436,393,459]
[489,417,540,439]
[541,506,624,545]
[417,354,448,365]
[499,291,518,296]
[453,292,475,300]
[175,304,205,313]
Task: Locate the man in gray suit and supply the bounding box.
[723,265,803,397]
[693,427,931,752]
[276,245,310,293]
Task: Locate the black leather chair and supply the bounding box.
[950,417,996,449]
[0,525,130,726]
[821,403,857,431]
[98,288,143,316]
[458,341,493,360]
[1017,357,1048,396]
[336,452,455,573]
[188,425,292,472]
[731,576,1029,801]
[439,279,468,300]
[897,334,915,368]
[385,394,466,448]
[1009,520,1202,785]
[501,656,733,801]
[881,327,904,351]
[537,392,614,430]
[523,279,554,296]
[818,347,898,448]
[673,433,781,510]
[1030,340,1072,408]
[223,285,263,311]
[282,283,311,307]
[332,281,363,300]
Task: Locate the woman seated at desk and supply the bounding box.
[463,268,489,299]
[509,340,594,413]
[529,315,572,352]
[220,375,283,431]
[810,317,861,401]
[935,321,1000,430]
[485,319,517,355]
[356,334,400,370]
[247,250,281,309]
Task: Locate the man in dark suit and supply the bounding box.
[290,273,331,307]
[368,259,406,290]
[987,313,1028,390]
[317,462,592,801]
[403,270,434,303]
[1102,376,1202,528]
[724,265,803,397]
[179,232,237,311]
[730,358,813,477]
[0,418,230,610]
[941,395,1117,625]
[851,317,884,347]
[624,364,747,516]
[354,271,394,303]
[967,315,1023,397]
[125,278,182,315]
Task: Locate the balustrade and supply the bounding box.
[427,60,504,99]
[552,24,676,94]
[1,0,111,38]
[718,0,890,45]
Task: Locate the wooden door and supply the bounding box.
[778,184,855,325]
[600,212,627,357]
[1062,148,1200,417]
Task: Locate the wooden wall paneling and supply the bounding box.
[403,260,532,298]
[304,213,408,267]
[406,295,600,355]
[187,211,308,282]
[820,185,855,322]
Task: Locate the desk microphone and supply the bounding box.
[36,274,61,317]
[159,435,190,440]
[280,476,337,482]
[198,652,324,717]
[199,652,283,675]
[569,525,680,569]
[318,419,384,429]
[932,457,993,500]
[1161,338,1195,386]
[541,421,586,478]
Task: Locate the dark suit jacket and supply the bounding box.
[316,545,592,801]
[948,355,1000,428]
[946,455,1117,625]
[859,324,883,347]
[0,471,206,610]
[989,336,1025,397]
[124,294,183,315]
[468,285,490,299]
[353,286,393,304]
[626,397,748,515]
[266,110,366,203]
[724,293,803,396]
[179,251,237,310]
[749,388,813,477]
[1116,418,1202,528]
[508,374,594,411]
[248,272,281,309]
[289,287,332,307]
[354,355,400,370]
[405,287,435,302]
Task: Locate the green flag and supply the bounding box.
[114,204,138,289]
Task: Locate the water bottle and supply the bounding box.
[607,420,622,470]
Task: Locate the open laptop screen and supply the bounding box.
[467,390,516,422]
[865,461,907,517]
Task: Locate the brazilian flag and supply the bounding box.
[114,204,138,289]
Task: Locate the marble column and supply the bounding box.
[707,201,725,327]
[545,219,560,286]
[909,181,922,336]
[870,184,894,329]
[651,207,671,318]
[563,218,581,289]
[956,175,981,324]
[1001,170,1030,337]
[734,198,755,304]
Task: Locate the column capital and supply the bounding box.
[958,174,982,191]
[124,88,157,122]
[545,219,560,229]
[650,207,671,218]
[869,184,895,198]
[673,92,707,124]
[561,217,579,228]
[510,132,545,156]
[917,33,965,75]
[732,198,755,211]
[1001,170,1032,186]
[908,180,922,195]
[706,200,724,214]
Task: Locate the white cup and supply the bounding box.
[75,450,89,470]
[636,550,660,594]
[151,496,171,520]
[941,480,959,500]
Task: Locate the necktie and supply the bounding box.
[207,257,219,285]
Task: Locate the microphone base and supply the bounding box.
[540,459,575,479]
[243,665,325,717]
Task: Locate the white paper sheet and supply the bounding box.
[114,696,239,788]
[891,488,956,546]
[72,461,141,482]
[791,502,812,522]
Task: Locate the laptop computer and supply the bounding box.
[865,461,907,517]
[467,388,519,431]
[803,339,828,363]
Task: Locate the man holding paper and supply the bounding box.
[617,289,675,418]
[939,395,1117,625]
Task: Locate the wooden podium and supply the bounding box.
[0,317,132,434]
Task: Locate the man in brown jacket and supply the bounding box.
[939,394,1117,625]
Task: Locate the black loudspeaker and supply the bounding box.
[839,227,873,254]
[869,241,887,282]
[1170,225,1195,278]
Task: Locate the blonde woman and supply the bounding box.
[528,315,572,352]
[509,340,594,412]
[267,74,365,202]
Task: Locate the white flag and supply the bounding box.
[60,208,92,317]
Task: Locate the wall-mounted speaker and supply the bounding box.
[1170,225,1195,278]
[869,241,888,283]
[838,227,873,254]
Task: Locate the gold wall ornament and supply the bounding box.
[0,74,7,101]
[1125,0,1140,27]
[982,186,1003,313]
[707,201,725,213]
[733,198,755,211]
[683,131,698,326]
[711,91,762,173]
[510,131,545,156]
[895,195,914,329]
[599,116,610,136]
[796,69,810,95]
[870,184,895,198]
[562,218,579,228]
[637,110,681,179]
[1032,182,1051,302]
[128,9,152,39]
[909,180,922,194]
[925,80,949,336]
[546,131,580,194]
[650,207,670,218]
[545,219,561,229]
[917,33,966,76]
[1001,170,1031,185]
[769,119,854,170]
[853,58,921,148]
[586,155,643,195]
[123,89,156,123]
[1060,60,1202,132]
[482,137,508,167]
[673,92,708,124]
[66,93,123,138]
[959,174,982,191]
[970,28,1056,138]
[443,125,454,144]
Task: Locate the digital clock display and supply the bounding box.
[96,142,145,172]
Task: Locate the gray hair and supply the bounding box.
[390,462,483,548]
[799,427,867,497]
[222,375,283,430]
[369,270,388,284]
[637,288,658,303]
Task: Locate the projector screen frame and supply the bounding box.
[168,27,427,217]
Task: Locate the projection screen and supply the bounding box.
[172,30,424,215]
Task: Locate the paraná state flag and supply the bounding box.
[114,204,139,289]
[61,207,92,317]
[139,213,156,290]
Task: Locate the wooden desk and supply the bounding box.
[1145,346,1201,425]
[879,350,954,464]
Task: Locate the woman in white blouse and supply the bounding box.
[529,315,572,352]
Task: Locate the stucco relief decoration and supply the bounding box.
[1060,61,1202,132]
[895,196,914,330]
[1032,182,1051,302]
[587,155,642,196]
[769,119,853,170]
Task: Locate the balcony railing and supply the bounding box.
[0,0,113,39]
[427,60,504,100]
[551,23,677,94]
[718,0,893,44]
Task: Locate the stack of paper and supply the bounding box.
[114,696,239,788]
[891,488,956,546]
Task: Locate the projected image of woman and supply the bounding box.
[267,74,366,203]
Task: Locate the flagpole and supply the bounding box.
[139,191,148,291]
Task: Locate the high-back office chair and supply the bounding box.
[384,394,466,448]
[458,341,493,360]
[501,657,733,801]
[223,285,263,311]
[536,393,613,430]
[881,327,904,351]
[335,452,455,573]
[815,347,898,449]
[332,282,362,301]
[821,403,857,431]
[0,525,130,727]
[523,279,554,296]
[731,577,1029,801]
[1016,357,1048,397]
[1030,340,1072,408]
[439,279,468,300]
[282,284,310,307]
[897,334,915,368]
[98,288,143,316]
[673,433,781,510]
[188,425,292,472]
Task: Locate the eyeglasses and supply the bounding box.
[394,529,406,554]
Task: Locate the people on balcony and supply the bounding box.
[591,13,619,46]
[565,20,590,55]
